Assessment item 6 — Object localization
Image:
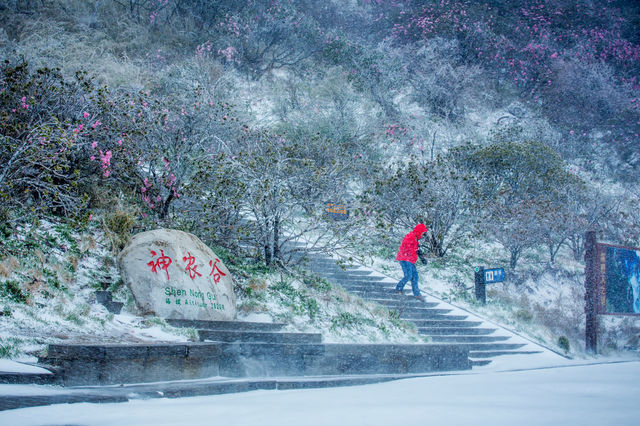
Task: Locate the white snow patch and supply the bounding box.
[1,362,639,426]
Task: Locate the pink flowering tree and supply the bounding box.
[214,0,324,80]
[102,89,238,222]
[389,0,640,172]
[221,128,356,266]
[0,61,110,217]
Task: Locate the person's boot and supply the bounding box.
[415,295,426,302]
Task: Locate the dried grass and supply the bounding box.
[0,262,9,278]
[0,255,20,277]
[34,249,46,265]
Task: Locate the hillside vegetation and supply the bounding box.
[1,0,639,358]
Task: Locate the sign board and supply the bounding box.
[484,268,505,283]
[596,243,640,315]
[325,202,349,221]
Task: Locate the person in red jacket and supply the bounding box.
[395,223,428,302]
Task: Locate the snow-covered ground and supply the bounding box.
[1,360,639,426]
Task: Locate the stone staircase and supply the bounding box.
[26,319,469,387]
[302,254,541,366]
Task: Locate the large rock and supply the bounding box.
[117,229,236,321]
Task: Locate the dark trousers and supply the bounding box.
[395,261,420,296]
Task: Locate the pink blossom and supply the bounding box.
[91,141,98,148]
[217,46,237,62]
[99,150,112,170]
[83,112,89,118]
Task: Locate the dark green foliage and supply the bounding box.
[330,312,375,331]
[302,274,332,293]
[269,278,320,321]
[454,139,582,268]
[558,336,570,353]
[0,280,27,303]
[365,154,472,257]
[515,308,534,323]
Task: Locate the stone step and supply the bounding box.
[0,392,128,411]
[411,319,483,328]
[336,279,390,287]
[324,269,374,277]
[38,341,471,386]
[429,335,511,343]
[368,299,440,309]
[340,286,400,294]
[198,330,322,344]
[346,290,437,302]
[448,343,526,351]
[307,344,470,375]
[166,319,285,332]
[340,291,400,300]
[307,258,340,267]
[385,307,455,317]
[417,327,497,336]
[0,371,57,385]
[340,286,421,295]
[402,314,469,321]
[325,274,384,288]
[40,342,324,386]
[469,350,543,358]
[325,269,388,282]
[306,262,343,270]
[299,253,538,366]
[0,372,462,412]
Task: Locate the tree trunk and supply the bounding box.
[273,214,281,263]
[159,192,174,220]
[264,242,272,266]
[510,249,520,270]
[569,234,584,261]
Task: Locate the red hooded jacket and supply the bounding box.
[396,224,428,264]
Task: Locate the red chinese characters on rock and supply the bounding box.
[209,258,226,284]
[182,252,202,280]
[147,248,226,285]
[147,249,172,280]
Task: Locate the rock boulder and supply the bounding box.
[117,229,236,321]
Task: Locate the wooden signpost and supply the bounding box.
[474,266,505,305]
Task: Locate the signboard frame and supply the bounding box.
[594,242,640,317]
[325,202,349,221]
[474,266,506,305]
